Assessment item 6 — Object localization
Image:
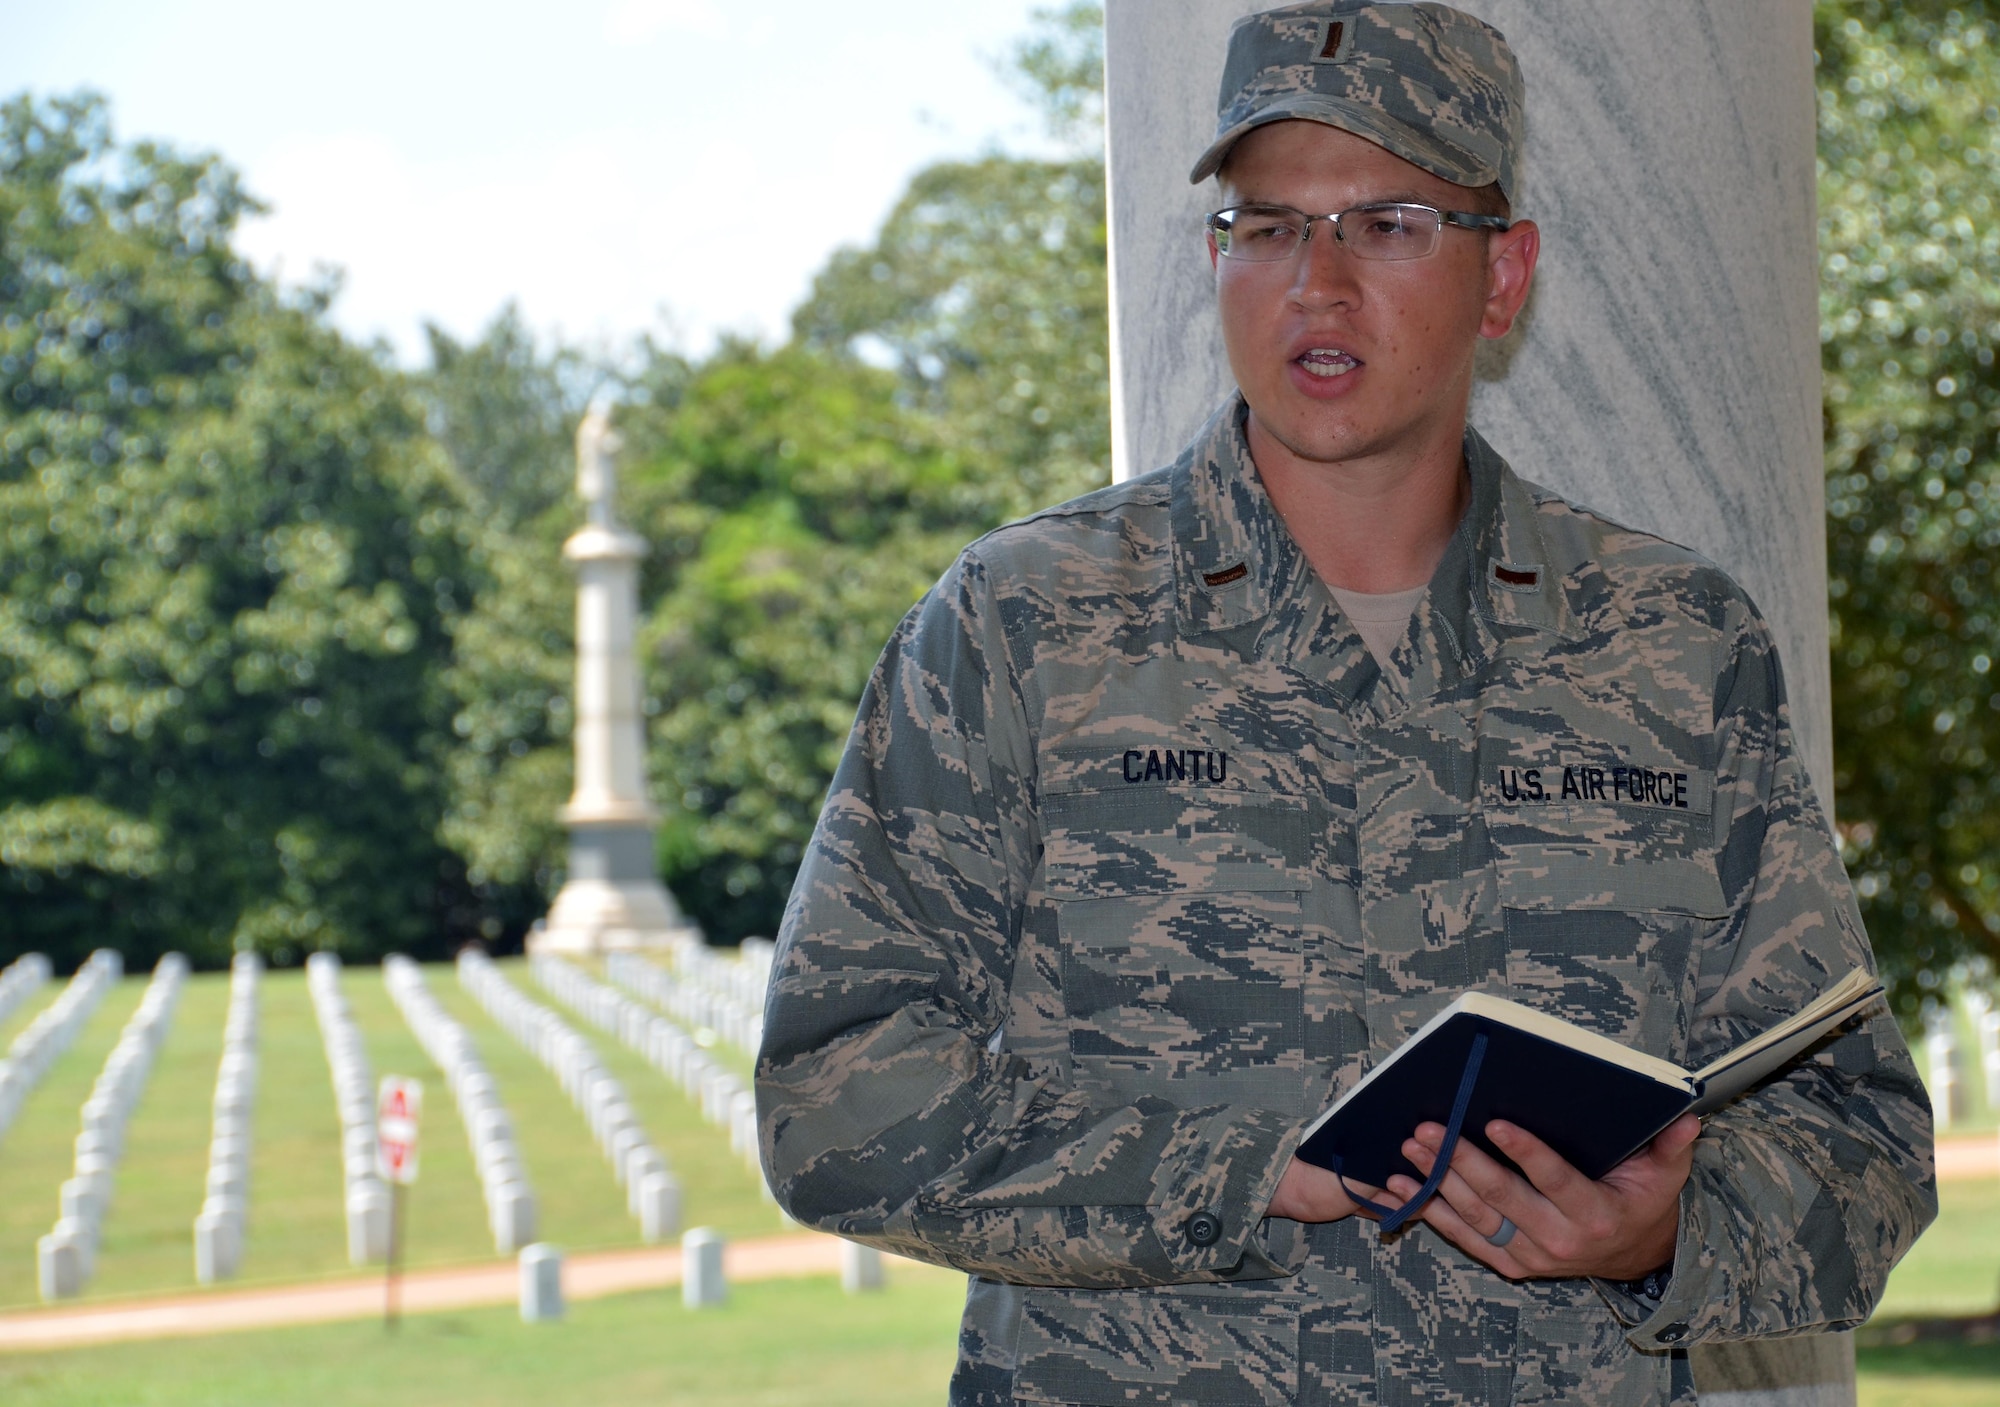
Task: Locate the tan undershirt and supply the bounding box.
[1328,583,1428,669]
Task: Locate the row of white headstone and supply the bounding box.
[1926,993,2000,1127]
[593,954,764,1191]
[606,938,771,1061]
[596,946,884,1288]
[460,949,679,1241]
[0,950,120,1145]
[39,953,186,1301]
[305,952,392,1265]
[385,955,538,1255]
[194,952,261,1284]
[526,953,703,1227]
[0,952,51,1032]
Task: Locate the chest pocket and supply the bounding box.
[1041,785,1310,1108]
[1494,814,1727,1064]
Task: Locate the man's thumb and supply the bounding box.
[1652,1112,1702,1161]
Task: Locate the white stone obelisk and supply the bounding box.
[531,409,695,955]
[1105,3,1854,1401]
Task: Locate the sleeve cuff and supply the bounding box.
[1607,1158,1734,1349]
[1152,1106,1306,1280]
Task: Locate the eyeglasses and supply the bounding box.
[1206,202,1511,263]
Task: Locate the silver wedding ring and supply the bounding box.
[1485,1215,1518,1248]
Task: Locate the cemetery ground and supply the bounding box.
[0,960,1993,1403]
[0,957,774,1309]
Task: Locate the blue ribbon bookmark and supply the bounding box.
[1336,1031,1488,1236]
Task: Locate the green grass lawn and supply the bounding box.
[1875,1178,2000,1320]
[233,965,358,1285]
[1858,1175,2000,1404]
[1858,1338,2000,1407]
[0,1266,967,1407]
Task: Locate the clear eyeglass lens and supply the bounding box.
[1344,204,1441,260]
[1213,203,1444,262]
[1216,206,1308,260]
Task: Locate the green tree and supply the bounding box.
[621,342,977,942]
[1818,1,2000,1019]
[790,4,1109,520]
[790,152,1110,521]
[0,93,485,969]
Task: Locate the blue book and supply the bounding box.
[1296,967,1884,1187]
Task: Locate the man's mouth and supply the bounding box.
[1296,348,1360,379]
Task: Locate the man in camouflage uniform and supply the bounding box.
[756,4,1936,1403]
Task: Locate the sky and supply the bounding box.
[0,0,1062,363]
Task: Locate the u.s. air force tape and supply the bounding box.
[1485,760,1712,816]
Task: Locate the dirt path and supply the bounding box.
[0,1232,849,1353]
[1938,1131,1999,1182]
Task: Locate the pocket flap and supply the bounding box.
[1041,787,1309,898]
[1494,814,1727,918]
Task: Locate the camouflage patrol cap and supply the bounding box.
[1190,2,1523,201]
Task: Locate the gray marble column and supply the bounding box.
[1105,3,1851,1401]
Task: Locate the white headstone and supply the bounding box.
[492,1181,538,1255]
[681,1227,726,1309]
[38,1234,81,1301]
[346,1181,391,1265]
[1927,1020,1966,1128]
[194,1209,242,1284]
[640,1171,682,1244]
[60,1178,100,1225]
[840,1241,885,1295]
[519,1243,565,1323]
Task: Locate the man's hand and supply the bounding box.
[1265,1155,1386,1223]
[1385,1113,1701,1281]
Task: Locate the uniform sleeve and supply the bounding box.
[754,549,1303,1288]
[1599,596,1937,1347]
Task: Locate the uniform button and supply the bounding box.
[1656,1322,1689,1345]
[1185,1211,1223,1248]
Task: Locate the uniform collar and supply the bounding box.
[1169,397,1305,636]
[1170,398,1580,706]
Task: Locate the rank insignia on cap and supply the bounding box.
[1315,20,1350,62]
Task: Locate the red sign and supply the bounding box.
[377,1076,423,1185]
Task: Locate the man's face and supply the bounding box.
[1212,120,1535,477]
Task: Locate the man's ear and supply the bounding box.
[1480,219,1539,340]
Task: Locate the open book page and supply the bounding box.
[1688,966,1884,1115]
[1454,992,1692,1088]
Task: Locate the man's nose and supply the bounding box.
[1290,218,1362,308]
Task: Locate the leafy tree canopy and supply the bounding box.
[1817,0,2000,1018]
[0,93,489,968]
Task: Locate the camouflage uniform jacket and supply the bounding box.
[757,399,1936,1407]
